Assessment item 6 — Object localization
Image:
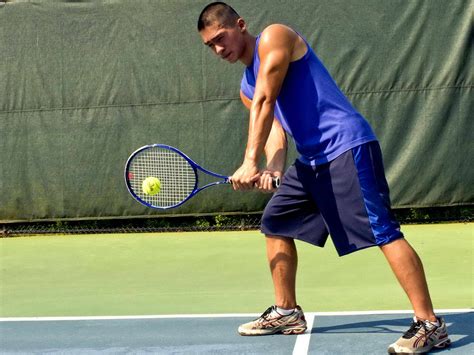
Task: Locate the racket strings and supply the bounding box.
[128,148,196,208]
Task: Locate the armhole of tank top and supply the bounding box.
[292,30,310,63]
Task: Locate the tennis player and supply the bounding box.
[198,3,450,353]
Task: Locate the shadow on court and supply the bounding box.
[0,312,471,354]
[309,312,472,354]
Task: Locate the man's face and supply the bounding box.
[200,21,245,63]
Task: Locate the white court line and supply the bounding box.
[290,309,471,355]
[292,312,316,355]
[0,309,471,322]
[0,314,257,322]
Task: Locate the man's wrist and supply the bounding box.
[243,151,259,166]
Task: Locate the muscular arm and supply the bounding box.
[232,25,298,190]
[240,90,287,191]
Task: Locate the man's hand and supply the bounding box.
[231,160,260,190]
[255,170,281,193]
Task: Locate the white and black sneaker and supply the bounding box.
[388,317,451,354]
[238,305,307,336]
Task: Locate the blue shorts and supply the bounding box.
[261,141,403,256]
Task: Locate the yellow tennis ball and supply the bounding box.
[142,177,161,196]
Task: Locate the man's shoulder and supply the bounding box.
[259,24,306,61]
[259,24,299,49]
[261,23,295,36]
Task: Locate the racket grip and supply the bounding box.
[272,176,281,188]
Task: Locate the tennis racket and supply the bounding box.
[125,144,280,209]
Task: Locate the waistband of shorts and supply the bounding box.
[297,156,318,166]
[297,140,379,167]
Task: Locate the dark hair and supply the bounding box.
[197,2,240,31]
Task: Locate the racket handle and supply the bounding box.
[272,176,281,188]
[228,176,281,188]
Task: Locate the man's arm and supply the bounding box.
[240,90,287,191]
[232,25,296,190]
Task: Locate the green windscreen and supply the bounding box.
[0,0,472,221]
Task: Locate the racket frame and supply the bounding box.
[124,144,230,209]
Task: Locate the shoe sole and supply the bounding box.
[238,326,307,336]
[387,338,451,354]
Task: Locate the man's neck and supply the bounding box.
[240,33,256,67]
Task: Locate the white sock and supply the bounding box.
[276,306,294,316]
[415,316,440,328]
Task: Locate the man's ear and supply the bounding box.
[237,18,247,32]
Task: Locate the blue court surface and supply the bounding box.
[0,311,472,354]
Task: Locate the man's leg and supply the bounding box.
[380,238,436,321]
[238,235,306,335]
[266,235,298,309]
[383,238,451,353]
[238,163,319,336]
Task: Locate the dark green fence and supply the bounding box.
[1,0,472,222]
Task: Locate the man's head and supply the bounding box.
[197,2,240,32]
[198,2,251,64]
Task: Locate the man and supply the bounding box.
[197,2,450,353]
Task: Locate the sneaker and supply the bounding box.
[387,317,451,354]
[238,305,307,336]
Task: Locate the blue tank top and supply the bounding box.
[241,32,377,165]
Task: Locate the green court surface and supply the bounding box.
[0,223,472,317]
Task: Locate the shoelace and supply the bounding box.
[402,321,423,339]
[402,320,435,339]
[258,305,276,320]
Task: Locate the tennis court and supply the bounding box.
[1,224,472,353]
[1,1,472,354]
[1,311,472,354]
